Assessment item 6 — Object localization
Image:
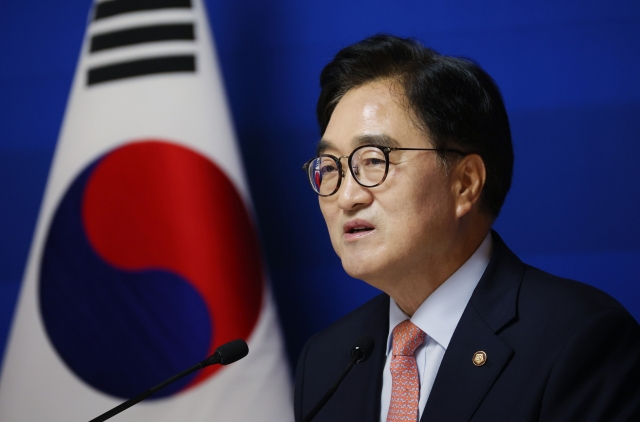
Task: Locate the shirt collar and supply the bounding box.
[386,233,492,354]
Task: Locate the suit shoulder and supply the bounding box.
[517,264,637,330]
[522,264,626,309]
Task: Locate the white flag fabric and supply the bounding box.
[0,0,293,420]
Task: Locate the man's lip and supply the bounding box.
[343,219,375,235]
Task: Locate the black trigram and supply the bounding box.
[87,0,196,86]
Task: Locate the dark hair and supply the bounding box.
[317,34,513,218]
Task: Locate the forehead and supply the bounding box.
[317,80,426,155]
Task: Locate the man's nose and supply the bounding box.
[336,163,373,211]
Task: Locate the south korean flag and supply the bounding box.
[0,1,293,421]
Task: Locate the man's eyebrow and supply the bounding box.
[354,134,401,148]
[316,139,333,156]
[316,134,401,156]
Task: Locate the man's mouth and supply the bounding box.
[348,226,373,234]
[343,219,375,237]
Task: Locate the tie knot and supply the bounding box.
[391,320,426,357]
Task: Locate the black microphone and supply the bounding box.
[89,339,249,422]
[302,335,375,422]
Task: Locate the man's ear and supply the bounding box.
[453,154,486,218]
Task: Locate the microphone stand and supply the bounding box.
[302,336,374,422]
[89,357,216,422]
[89,339,247,422]
[302,353,360,422]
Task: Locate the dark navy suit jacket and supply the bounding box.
[294,232,640,421]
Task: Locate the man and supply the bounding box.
[294,34,640,422]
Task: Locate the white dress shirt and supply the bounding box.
[380,233,492,422]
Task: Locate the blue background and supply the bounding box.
[1,0,639,371]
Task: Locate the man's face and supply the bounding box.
[318,80,460,291]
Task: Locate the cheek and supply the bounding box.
[384,172,453,237]
[319,199,342,253]
[318,198,336,225]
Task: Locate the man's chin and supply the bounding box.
[341,260,366,278]
[341,258,383,284]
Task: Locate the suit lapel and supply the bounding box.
[422,305,513,421]
[422,232,524,421]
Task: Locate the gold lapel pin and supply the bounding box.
[473,351,487,366]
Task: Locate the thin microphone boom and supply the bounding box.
[302,335,375,422]
[89,339,249,422]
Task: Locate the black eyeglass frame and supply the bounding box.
[302,144,468,197]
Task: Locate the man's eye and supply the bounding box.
[321,165,338,175]
[362,158,386,167]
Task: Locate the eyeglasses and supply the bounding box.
[302,144,467,196]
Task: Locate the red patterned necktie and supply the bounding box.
[386,320,426,422]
